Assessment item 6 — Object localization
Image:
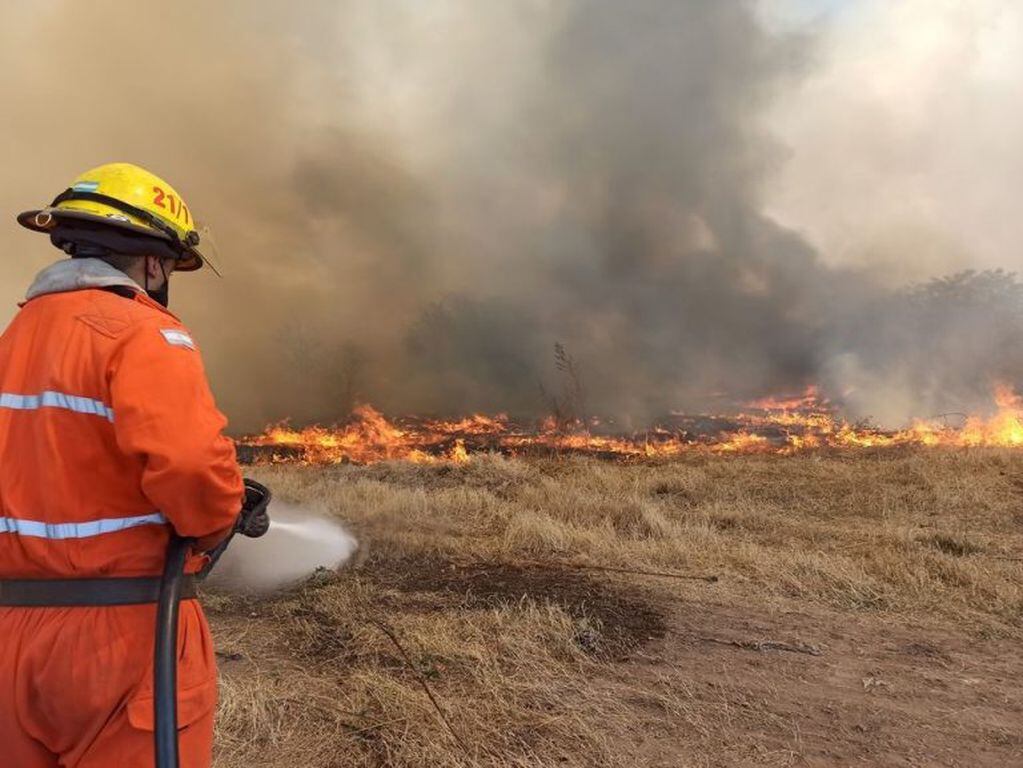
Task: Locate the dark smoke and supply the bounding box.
[0,1,1019,430]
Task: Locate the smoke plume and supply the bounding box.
[0,1,1020,429]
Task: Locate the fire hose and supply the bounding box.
[154,478,272,768]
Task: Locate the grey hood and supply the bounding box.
[25,258,143,301]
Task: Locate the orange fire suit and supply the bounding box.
[0,259,243,767]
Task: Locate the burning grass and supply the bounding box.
[237,385,1023,466]
[208,449,1023,767]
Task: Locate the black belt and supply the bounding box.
[0,577,197,607]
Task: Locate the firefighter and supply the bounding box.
[0,162,257,767]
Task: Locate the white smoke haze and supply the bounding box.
[765,0,1023,281]
[0,1,1020,429]
[763,0,1023,420]
[204,503,359,594]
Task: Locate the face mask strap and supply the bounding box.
[143,257,171,308]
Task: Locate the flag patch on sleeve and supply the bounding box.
[160,329,196,350]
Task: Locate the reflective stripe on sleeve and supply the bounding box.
[0,391,114,422]
[0,513,168,540]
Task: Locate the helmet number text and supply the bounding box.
[152,186,191,226]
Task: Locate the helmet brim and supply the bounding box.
[17,208,218,276]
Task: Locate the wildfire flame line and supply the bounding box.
[240,384,1023,465]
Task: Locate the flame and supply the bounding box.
[241,383,1023,465]
[449,439,470,463]
[901,382,1023,448]
[710,431,773,454]
[424,413,509,435]
[744,384,824,412]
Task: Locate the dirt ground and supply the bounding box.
[604,596,1021,767]
[206,450,1023,767]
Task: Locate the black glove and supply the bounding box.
[237,478,271,538]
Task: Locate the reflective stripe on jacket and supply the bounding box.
[0,259,242,578]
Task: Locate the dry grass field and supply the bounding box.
[206,450,1023,767]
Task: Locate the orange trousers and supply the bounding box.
[0,600,217,767]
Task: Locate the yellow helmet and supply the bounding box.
[17,162,220,275]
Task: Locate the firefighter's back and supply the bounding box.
[0,287,174,579]
[0,284,219,768]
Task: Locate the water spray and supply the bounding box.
[204,504,359,593]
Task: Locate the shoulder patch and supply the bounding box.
[76,294,132,339]
[160,328,196,350]
[78,314,130,339]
